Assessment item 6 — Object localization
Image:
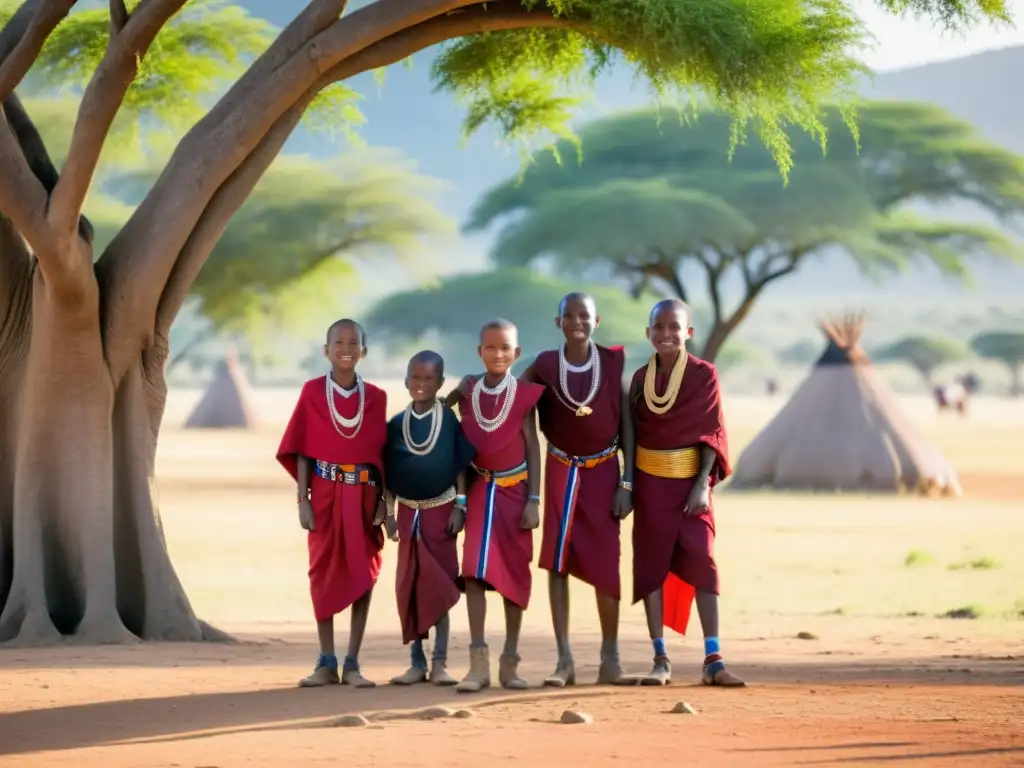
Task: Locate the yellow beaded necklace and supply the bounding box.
[643,352,687,415]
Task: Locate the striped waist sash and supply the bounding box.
[314,461,379,486]
[472,461,528,488]
[547,440,619,469]
[635,446,701,479]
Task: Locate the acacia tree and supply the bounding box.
[365,267,652,373]
[970,331,1024,396]
[467,102,1024,361]
[0,0,1008,646]
[874,334,969,386]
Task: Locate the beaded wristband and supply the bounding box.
[455,494,467,506]
[527,494,541,503]
[618,480,633,492]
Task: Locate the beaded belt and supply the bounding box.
[472,461,528,488]
[396,486,457,510]
[548,440,619,469]
[635,446,701,479]
[314,461,378,486]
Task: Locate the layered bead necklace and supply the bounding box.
[325,373,365,438]
[557,341,601,417]
[402,399,444,456]
[643,352,687,415]
[471,372,517,433]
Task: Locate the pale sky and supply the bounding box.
[858,0,1022,70]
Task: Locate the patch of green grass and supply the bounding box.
[904,549,933,567]
[946,557,1001,571]
[940,605,984,620]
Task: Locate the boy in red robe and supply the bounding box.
[448,319,545,693]
[383,350,476,687]
[277,319,388,689]
[629,299,745,688]
[520,293,634,687]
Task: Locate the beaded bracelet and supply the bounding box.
[455,494,467,506]
[618,479,633,492]
[527,494,541,503]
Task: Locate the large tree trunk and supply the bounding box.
[0,236,218,645]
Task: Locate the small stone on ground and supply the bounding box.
[560,710,594,724]
[670,701,699,715]
[453,709,474,719]
[796,631,819,640]
[331,714,369,728]
[415,706,457,720]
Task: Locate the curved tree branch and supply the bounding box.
[154,94,314,337]
[48,0,188,236]
[183,0,352,149]
[109,0,128,36]
[320,0,577,81]
[101,0,574,385]
[0,106,51,256]
[0,0,78,102]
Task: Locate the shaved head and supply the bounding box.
[559,291,595,316]
[408,349,444,377]
[649,298,691,327]
[479,317,518,342]
[327,318,367,347]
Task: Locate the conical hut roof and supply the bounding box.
[184,349,258,430]
[729,314,960,496]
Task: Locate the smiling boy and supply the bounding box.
[629,300,745,688]
[277,319,388,688]
[451,319,545,693]
[384,350,476,686]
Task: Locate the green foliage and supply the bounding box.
[106,149,453,344]
[714,339,768,371]
[5,0,276,131]
[874,335,969,382]
[970,330,1024,393]
[777,338,821,366]
[364,268,654,374]
[468,101,1024,360]
[433,0,870,175]
[969,331,1024,363]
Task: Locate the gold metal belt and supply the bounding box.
[395,486,456,510]
[635,446,701,479]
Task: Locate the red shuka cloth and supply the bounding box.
[394,499,462,644]
[630,355,730,635]
[276,376,388,620]
[533,345,625,598]
[457,377,545,609]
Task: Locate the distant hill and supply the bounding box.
[222,5,1024,300]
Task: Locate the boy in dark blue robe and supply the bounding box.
[384,351,476,685]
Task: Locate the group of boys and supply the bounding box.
[276,293,745,692]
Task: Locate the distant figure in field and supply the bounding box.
[766,378,779,396]
[934,374,979,416]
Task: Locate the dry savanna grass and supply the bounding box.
[1,383,1022,767]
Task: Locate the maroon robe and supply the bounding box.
[532,345,624,598]
[630,355,730,633]
[277,376,387,622]
[457,377,545,609]
[395,499,462,644]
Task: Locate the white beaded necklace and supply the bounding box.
[471,372,517,433]
[558,341,601,416]
[325,373,364,438]
[402,399,443,456]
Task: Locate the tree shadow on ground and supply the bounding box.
[1,651,1022,757]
